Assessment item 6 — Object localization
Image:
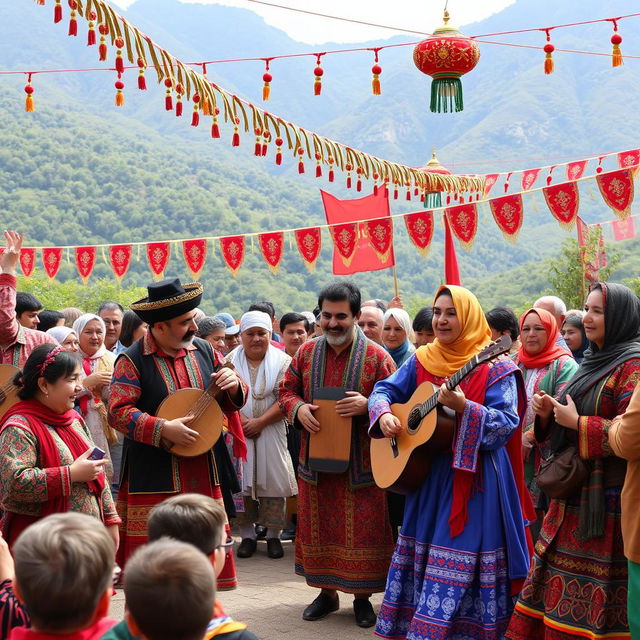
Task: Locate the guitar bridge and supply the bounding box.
[390,437,399,459]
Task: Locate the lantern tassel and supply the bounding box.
[68,12,77,36]
[430,77,463,113]
[54,0,62,23]
[612,43,623,67]
[138,69,147,90]
[263,83,271,101]
[211,119,220,138]
[372,75,381,95]
[544,52,554,74]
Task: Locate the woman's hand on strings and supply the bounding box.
[379,413,402,438]
[438,382,466,414]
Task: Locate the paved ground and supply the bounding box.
[111,537,383,640]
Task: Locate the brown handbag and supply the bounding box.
[535,445,591,499]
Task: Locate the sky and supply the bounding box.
[111,0,516,44]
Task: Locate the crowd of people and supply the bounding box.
[0,228,639,640]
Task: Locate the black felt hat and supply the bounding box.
[130,278,203,324]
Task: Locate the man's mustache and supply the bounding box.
[183,330,196,341]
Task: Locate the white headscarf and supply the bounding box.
[383,308,415,343]
[73,313,108,359]
[240,311,272,334]
[46,326,75,345]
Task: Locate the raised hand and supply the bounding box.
[0,231,23,275]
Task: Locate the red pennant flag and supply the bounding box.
[576,216,590,247]
[258,232,285,274]
[521,168,541,191]
[365,218,394,262]
[74,246,96,284]
[443,214,461,285]
[321,189,394,275]
[219,236,245,276]
[147,242,171,281]
[444,203,478,249]
[19,248,36,278]
[566,160,588,181]
[597,168,634,219]
[404,210,434,256]
[617,149,640,176]
[543,181,580,228]
[489,194,524,240]
[109,244,133,283]
[612,217,636,241]
[182,239,207,280]
[294,228,321,272]
[484,174,499,197]
[41,247,63,279]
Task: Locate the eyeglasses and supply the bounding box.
[214,537,235,552]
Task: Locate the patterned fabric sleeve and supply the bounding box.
[107,355,163,447]
[367,355,418,437]
[0,274,19,348]
[278,349,307,425]
[0,423,71,503]
[454,372,520,473]
[578,358,640,460]
[213,349,248,412]
[0,579,30,636]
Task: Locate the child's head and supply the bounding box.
[13,512,114,633]
[147,493,227,576]
[124,539,215,640]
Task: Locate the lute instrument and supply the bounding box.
[0,364,21,417]
[156,362,234,457]
[371,336,512,495]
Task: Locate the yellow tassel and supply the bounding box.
[544,53,554,74]
[115,90,124,107]
[202,97,211,116]
[372,75,381,95]
[263,83,270,101]
[612,44,623,67]
[25,95,34,112]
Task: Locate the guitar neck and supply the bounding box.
[446,355,479,390]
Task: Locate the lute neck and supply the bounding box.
[446,355,478,391]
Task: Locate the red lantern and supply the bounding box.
[413,10,480,113]
[420,150,452,208]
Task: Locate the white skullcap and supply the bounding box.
[300,311,316,326]
[240,311,272,334]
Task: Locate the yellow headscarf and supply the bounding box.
[415,285,492,378]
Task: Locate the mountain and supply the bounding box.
[0,0,639,314]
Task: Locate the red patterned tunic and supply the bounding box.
[279,330,396,593]
[507,358,640,640]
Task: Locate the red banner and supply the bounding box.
[617,149,640,176]
[489,194,524,239]
[444,214,461,285]
[484,174,499,197]
[597,169,634,218]
[182,239,207,280]
[444,203,478,249]
[147,242,171,281]
[19,248,36,278]
[521,168,541,191]
[365,218,394,263]
[219,236,245,276]
[41,247,63,279]
[566,160,588,181]
[294,227,321,271]
[74,246,96,284]
[109,244,133,282]
[576,216,590,247]
[258,232,285,274]
[612,217,636,241]
[543,181,580,228]
[321,189,394,275]
[330,223,358,267]
[404,211,434,256]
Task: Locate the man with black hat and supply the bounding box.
[108,278,247,588]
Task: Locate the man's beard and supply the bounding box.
[325,326,352,347]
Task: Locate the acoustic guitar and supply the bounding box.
[156,362,234,457]
[0,364,21,417]
[371,336,512,495]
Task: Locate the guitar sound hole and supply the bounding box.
[407,407,423,433]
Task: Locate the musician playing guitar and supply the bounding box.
[107,278,247,589]
[367,285,536,640]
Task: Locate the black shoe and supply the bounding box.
[266,537,284,559]
[255,524,267,539]
[280,527,296,541]
[353,599,376,628]
[236,538,257,558]
[302,592,340,621]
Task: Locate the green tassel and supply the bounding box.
[424,192,442,209]
[430,76,463,113]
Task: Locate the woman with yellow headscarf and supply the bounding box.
[368,285,534,640]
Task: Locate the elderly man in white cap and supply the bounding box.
[226,311,297,560]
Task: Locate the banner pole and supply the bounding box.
[392,264,400,298]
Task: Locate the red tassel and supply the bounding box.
[373,184,378,195]
[24,81,35,113]
[611,31,623,67]
[98,24,108,61]
[371,63,382,95]
[115,79,125,107]
[232,126,240,147]
[211,117,220,138]
[406,190,411,201]
[329,169,334,182]
[54,0,62,23]
[298,161,305,174]
[314,65,323,96]
[346,176,352,189]
[275,138,283,165]
[262,72,272,101]
[138,70,146,90]
[87,12,96,45]
[114,38,125,74]
[68,7,77,36]
[176,100,183,117]
[356,180,362,192]
[393,187,398,200]
[191,110,199,127]
[261,133,269,156]
[164,78,173,110]
[316,164,322,178]
[544,43,554,74]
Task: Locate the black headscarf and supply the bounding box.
[552,282,640,538]
[563,313,588,363]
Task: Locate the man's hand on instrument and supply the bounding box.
[379,413,403,438]
[437,383,466,414]
[212,368,240,392]
[0,231,23,276]
[161,415,199,446]
[298,403,320,433]
[243,417,264,439]
[335,391,368,417]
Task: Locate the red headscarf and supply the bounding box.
[517,308,572,369]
